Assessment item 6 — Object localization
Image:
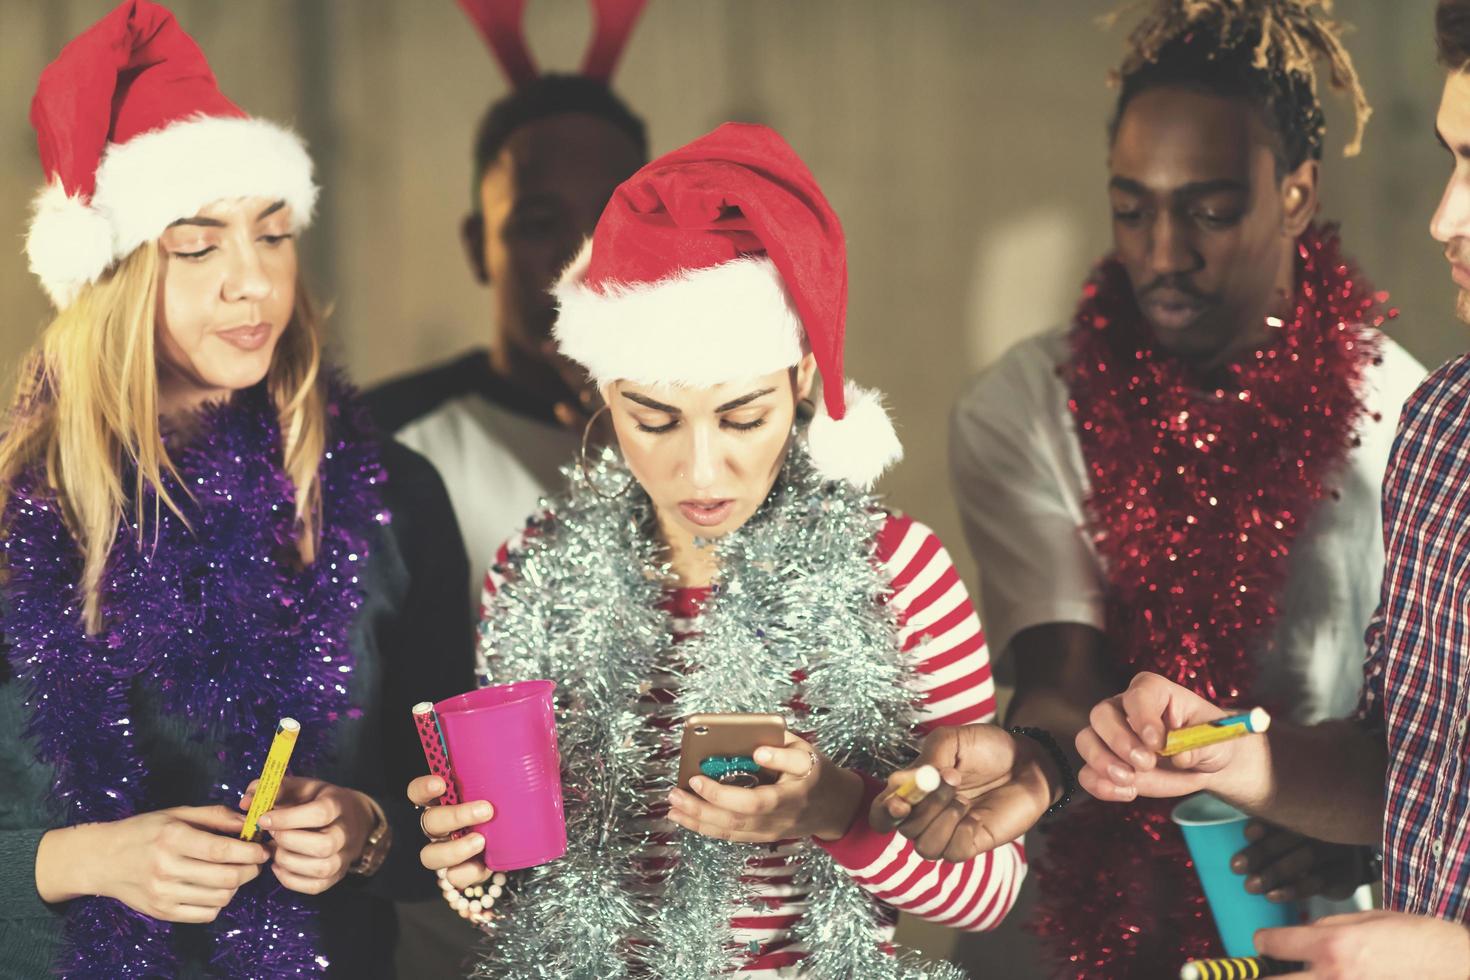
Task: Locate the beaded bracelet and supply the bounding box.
[1009,725,1075,818]
[439,867,508,927]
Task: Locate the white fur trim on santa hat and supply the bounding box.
[26,114,317,308]
[25,181,116,308]
[806,381,903,488]
[553,241,806,388]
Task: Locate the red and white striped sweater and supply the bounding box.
[479,512,1025,976]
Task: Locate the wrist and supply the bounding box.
[814,767,865,842]
[1013,732,1063,806]
[1009,726,1075,816]
[348,793,392,877]
[36,823,100,903]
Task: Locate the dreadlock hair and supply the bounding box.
[1439,0,1470,71]
[469,73,648,204]
[1106,0,1372,175]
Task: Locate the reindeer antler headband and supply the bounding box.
[457,0,647,86]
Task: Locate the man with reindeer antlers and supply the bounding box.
[368,3,649,974]
[369,0,650,611]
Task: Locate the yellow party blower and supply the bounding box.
[240,717,300,841]
[1161,708,1270,758]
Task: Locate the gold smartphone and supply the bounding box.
[675,713,788,793]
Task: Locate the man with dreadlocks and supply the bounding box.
[1073,1,1470,976]
[912,0,1426,975]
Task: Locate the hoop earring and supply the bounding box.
[579,404,634,500]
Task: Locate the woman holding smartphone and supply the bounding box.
[408,124,1041,979]
[0,3,470,976]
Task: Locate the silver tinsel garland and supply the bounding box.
[474,441,967,980]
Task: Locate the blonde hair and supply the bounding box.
[0,243,327,632]
[1108,0,1372,157]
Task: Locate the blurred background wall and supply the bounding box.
[0,0,1454,963]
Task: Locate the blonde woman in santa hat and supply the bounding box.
[0,2,473,976]
[407,123,1043,979]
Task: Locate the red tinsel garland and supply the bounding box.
[1030,225,1391,979]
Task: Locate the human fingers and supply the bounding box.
[942,812,1008,864]
[1244,843,1317,897]
[443,858,494,891]
[271,844,346,882]
[667,785,767,837]
[408,775,447,808]
[1253,923,1331,964]
[753,738,819,779]
[421,832,489,874]
[168,822,269,866]
[1089,697,1154,774]
[870,758,952,834]
[936,782,1046,858]
[913,727,967,769]
[681,775,786,816]
[911,798,970,861]
[270,825,347,860]
[166,855,264,890]
[272,864,338,896]
[667,805,776,846]
[421,800,493,839]
[887,783,961,840]
[155,879,239,910]
[1264,871,1328,905]
[864,787,911,834]
[256,791,340,833]
[1232,821,1306,874]
[1119,672,1224,751]
[1075,727,1139,802]
[172,804,252,836]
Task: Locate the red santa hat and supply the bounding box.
[553,122,902,488]
[25,0,317,309]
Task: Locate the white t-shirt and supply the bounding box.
[950,327,1426,723]
[396,396,578,608]
[368,350,580,610]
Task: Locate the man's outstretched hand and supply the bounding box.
[869,723,1059,862]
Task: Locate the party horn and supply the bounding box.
[1162,708,1271,757]
[240,718,299,841]
[413,701,464,837]
[894,765,942,804]
[1180,955,1304,979]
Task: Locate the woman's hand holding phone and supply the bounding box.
[407,774,496,890]
[666,731,865,843]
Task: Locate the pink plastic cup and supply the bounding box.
[434,680,567,871]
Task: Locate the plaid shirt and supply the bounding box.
[1358,351,1470,919]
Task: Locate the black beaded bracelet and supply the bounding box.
[1009,726,1076,818]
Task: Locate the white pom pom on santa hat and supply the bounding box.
[25,181,116,309]
[23,1,317,308]
[552,123,907,490]
[806,382,903,489]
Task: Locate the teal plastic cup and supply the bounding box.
[1172,793,1302,956]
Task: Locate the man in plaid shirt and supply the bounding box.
[1070,2,1470,977]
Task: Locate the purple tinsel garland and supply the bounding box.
[1,381,385,978]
